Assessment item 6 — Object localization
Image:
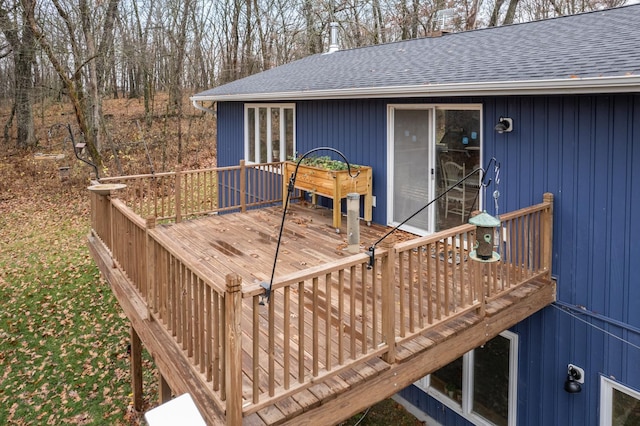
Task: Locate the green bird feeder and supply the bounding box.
[469,211,501,263]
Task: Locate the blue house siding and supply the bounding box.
[485,93,640,425]
[295,99,388,224]
[215,93,640,424]
[216,101,245,167]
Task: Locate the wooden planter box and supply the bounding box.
[283,161,373,230]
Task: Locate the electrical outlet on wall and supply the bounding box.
[372,196,376,208]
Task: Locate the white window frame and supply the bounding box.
[244,103,296,164]
[414,330,518,426]
[600,376,640,425]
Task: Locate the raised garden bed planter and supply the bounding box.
[283,160,373,230]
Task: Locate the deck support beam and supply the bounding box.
[130,325,143,411]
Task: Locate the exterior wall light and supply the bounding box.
[564,364,584,394]
[495,117,513,133]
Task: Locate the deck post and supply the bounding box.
[224,273,243,425]
[542,193,554,278]
[159,373,171,404]
[381,237,396,363]
[240,160,247,213]
[175,170,182,223]
[130,325,143,411]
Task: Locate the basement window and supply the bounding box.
[245,104,295,164]
[600,376,640,425]
[414,330,518,426]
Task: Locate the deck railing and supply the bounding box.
[89,165,553,423]
[98,161,285,222]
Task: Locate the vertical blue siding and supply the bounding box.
[216,101,245,167]
[216,93,640,425]
[296,99,389,224]
[485,93,640,426]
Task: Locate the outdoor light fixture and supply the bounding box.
[495,117,513,133]
[259,147,359,305]
[564,364,584,394]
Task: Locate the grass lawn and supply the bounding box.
[0,155,156,425]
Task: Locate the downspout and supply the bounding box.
[191,99,216,115]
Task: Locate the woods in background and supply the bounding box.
[0,0,629,159]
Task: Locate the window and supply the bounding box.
[600,376,640,425]
[414,331,518,426]
[245,104,295,163]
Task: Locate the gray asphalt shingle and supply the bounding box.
[193,5,640,99]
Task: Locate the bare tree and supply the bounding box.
[0,0,36,147]
[23,0,119,166]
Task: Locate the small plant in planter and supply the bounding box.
[289,155,361,171]
[445,382,457,398]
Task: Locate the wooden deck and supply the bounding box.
[89,163,556,425]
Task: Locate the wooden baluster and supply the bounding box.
[240,160,247,213]
[175,171,182,223]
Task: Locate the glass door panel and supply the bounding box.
[392,109,432,232]
[435,109,481,231]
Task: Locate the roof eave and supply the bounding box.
[190,75,640,102]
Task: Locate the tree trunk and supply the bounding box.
[488,0,506,27]
[0,1,36,148]
[80,3,102,153]
[14,38,35,148]
[503,0,520,25]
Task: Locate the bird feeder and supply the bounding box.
[346,193,360,253]
[469,211,501,262]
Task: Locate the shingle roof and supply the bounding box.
[192,5,640,101]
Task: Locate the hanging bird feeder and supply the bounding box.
[469,211,501,262]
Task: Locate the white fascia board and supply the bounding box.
[190,75,640,102]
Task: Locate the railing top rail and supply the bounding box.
[497,200,552,221]
[99,161,286,183]
[394,223,474,252]
[242,252,373,297]
[99,171,177,181]
[110,199,147,229]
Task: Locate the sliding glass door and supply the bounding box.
[390,105,481,234]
